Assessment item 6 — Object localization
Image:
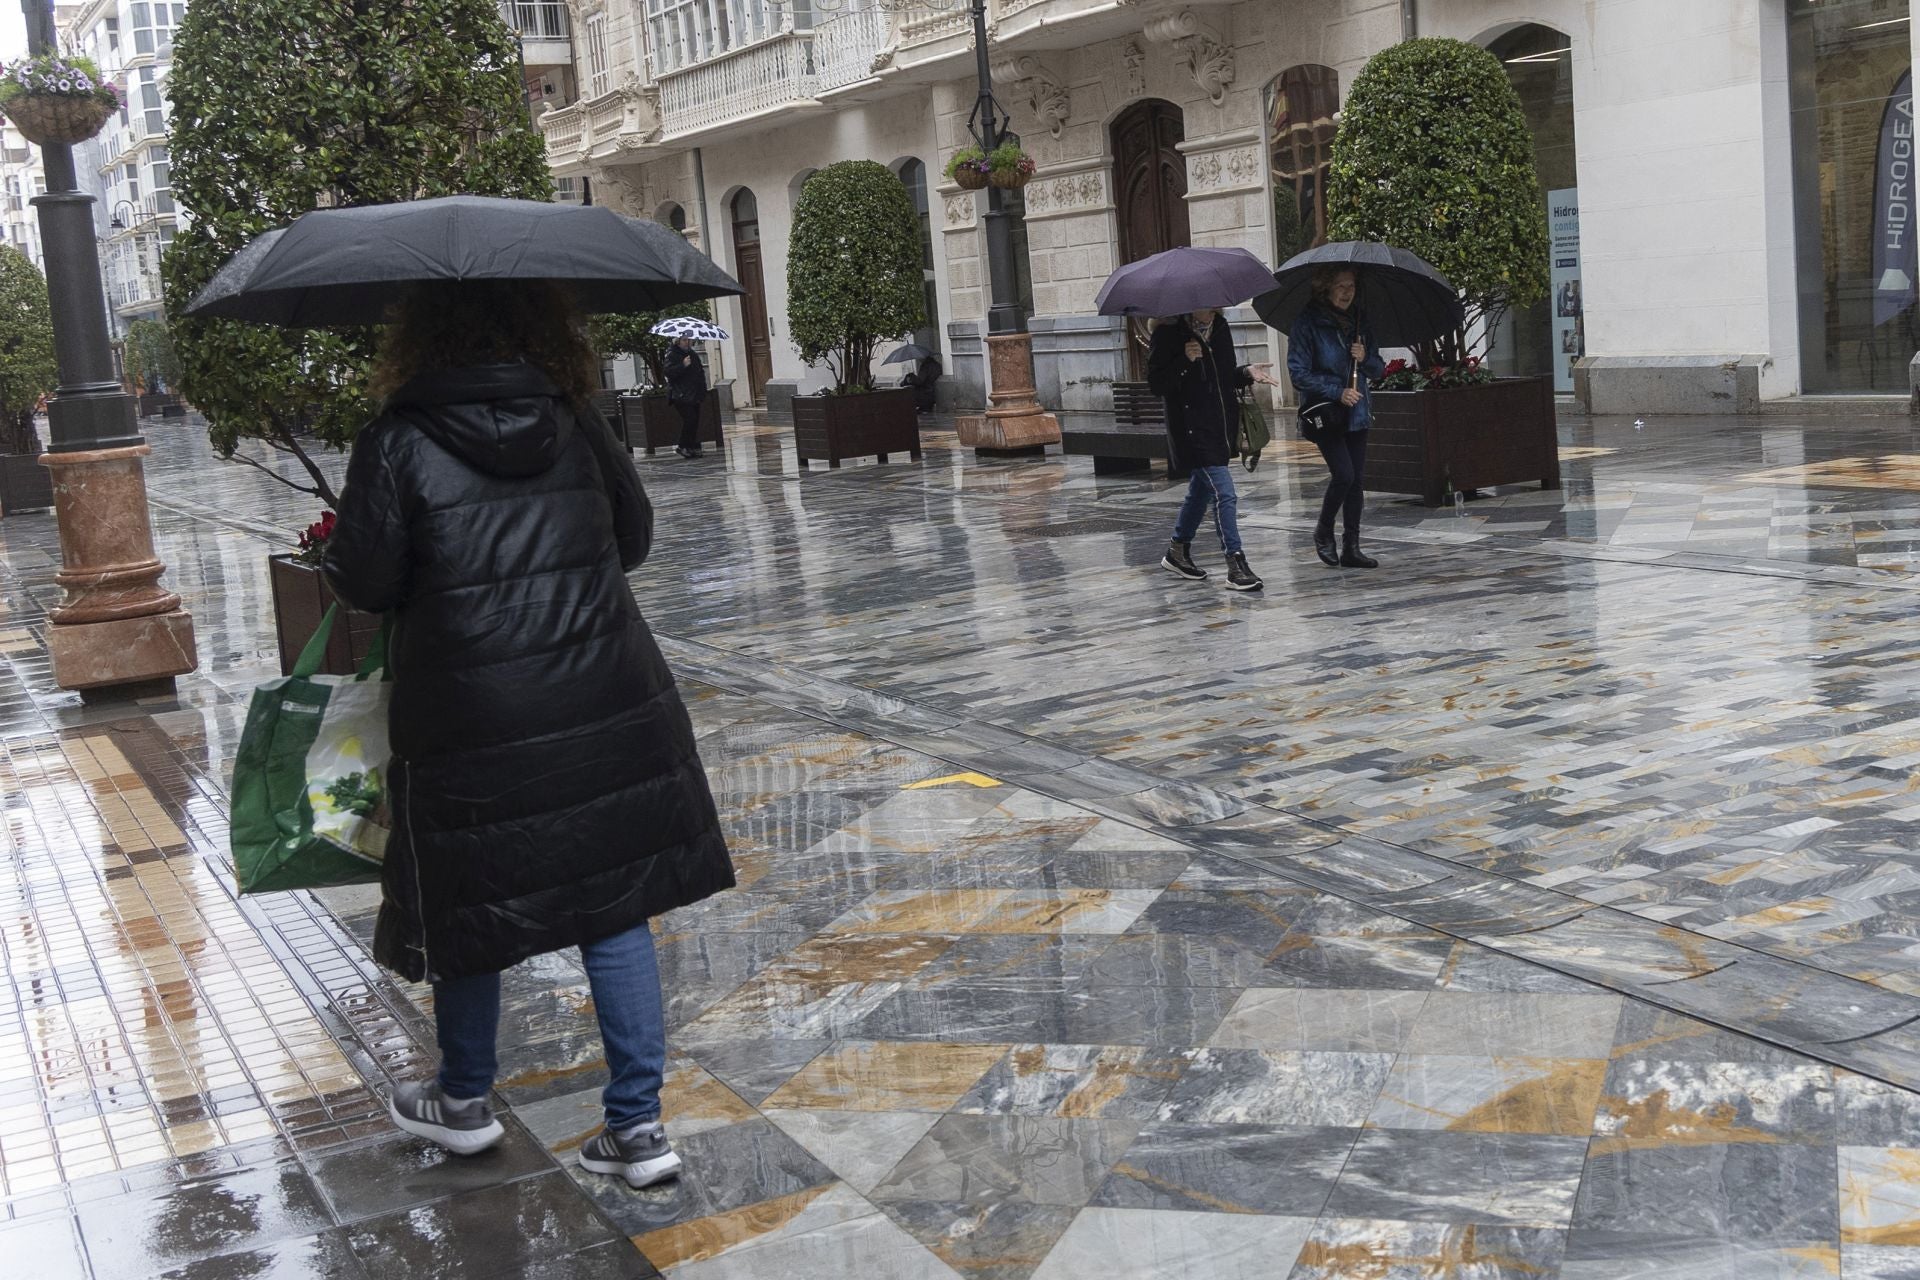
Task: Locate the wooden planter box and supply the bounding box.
[792,388,922,469]
[0,452,52,517]
[1367,376,1561,507]
[268,554,383,676]
[618,390,724,456]
[137,392,185,418]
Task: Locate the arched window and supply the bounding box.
[661,202,688,234]
[895,159,941,349]
[1264,65,1339,261]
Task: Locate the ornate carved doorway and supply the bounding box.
[1111,99,1190,375]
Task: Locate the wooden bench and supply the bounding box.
[1061,382,1189,479]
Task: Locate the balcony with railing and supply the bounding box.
[813,7,890,94]
[656,34,818,139]
[538,79,663,173]
[498,0,572,69]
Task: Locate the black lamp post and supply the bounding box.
[967,0,1021,338]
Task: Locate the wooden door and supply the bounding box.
[731,191,774,403]
[1111,100,1190,375]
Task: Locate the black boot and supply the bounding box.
[1161,539,1207,581]
[1340,536,1378,570]
[1226,553,1264,592]
[1313,527,1339,568]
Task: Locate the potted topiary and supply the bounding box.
[1329,37,1559,506]
[0,247,54,517]
[986,143,1036,190]
[786,159,926,469]
[945,147,989,190]
[588,301,723,455]
[0,54,120,147]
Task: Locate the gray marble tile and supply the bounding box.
[1080,932,1273,988]
[1091,1121,1354,1216]
[1325,1130,1590,1227]
[953,1045,1194,1119]
[1029,1206,1316,1280]
[1571,1143,1839,1242]
[1838,1071,1920,1148]
[1560,1233,1842,1279]
[868,1114,1141,1208]
[568,1118,836,1236]
[1055,984,1244,1047]
[342,1172,619,1279]
[1403,992,1623,1059]
[1843,1245,1920,1280]
[878,1200,1079,1280]
[1286,1218,1567,1280]
[689,1039,833,1105]
[1208,988,1431,1053]
[1433,943,1607,994]
[1607,1004,1805,1066]
[1593,1059,1835,1149]
[1155,1048,1393,1127]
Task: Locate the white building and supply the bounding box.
[0,123,47,269]
[529,0,1920,415]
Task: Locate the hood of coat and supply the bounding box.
[387,362,575,478]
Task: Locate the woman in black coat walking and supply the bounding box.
[663,335,708,458]
[324,279,733,1187]
[1147,308,1280,592]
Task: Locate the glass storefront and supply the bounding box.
[1489,24,1577,383]
[1790,0,1914,392]
[1264,65,1339,264]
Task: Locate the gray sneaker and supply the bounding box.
[388,1080,505,1156]
[579,1121,683,1189]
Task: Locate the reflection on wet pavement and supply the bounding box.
[7,414,1920,1274]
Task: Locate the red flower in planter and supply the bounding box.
[294,510,336,566]
[1383,358,1409,376]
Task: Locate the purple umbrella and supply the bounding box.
[1095,246,1278,318]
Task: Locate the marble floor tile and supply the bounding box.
[758,933,958,985]
[973,889,1163,935]
[640,1184,963,1280]
[629,1182,868,1272]
[878,1199,1081,1280]
[73,1161,336,1278]
[913,934,1120,987]
[1403,992,1624,1059]
[1571,1142,1839,1243]
[1054,984,1242,1047]
[1844,1244,1920,1279]
[569,1117,835,1237]
[1560,1234,1843,1279]
[1260,933,1458,992]
[868,1114,1141,1208]
[953,1044,1194,1119]
[687,1039,832,1105]
[823,889,1014,935]
[342,1172,619,1279]
[1841,1072,1920,1148]
[762,1041,1011,1113]
[761,1109,944,1195]
[1606,1004,1806,1066]
[1325,1130,1591,1228]
[1079,932,1274,988]
[1366,1055,1608,1136]
[1091,1121,1354,1216]
[1029,1206,1316,1280]
[1592,1059,1835,1152]
[1286,1218,1568,1280]
[1155,1048,1394,1127]
[1208,988,1431,1053]
[1432,943,1607,994]
[1844,1146,1920,1247]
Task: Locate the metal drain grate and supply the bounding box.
[1012,517,1147,539]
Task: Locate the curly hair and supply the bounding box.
[1310,265,1359,305]
[369,280,600,403]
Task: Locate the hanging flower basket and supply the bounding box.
[954,168,989,191]
[946,147,989,191]
[988,169,1031,191]
[986,143,1037,191]
[0,54,120,147]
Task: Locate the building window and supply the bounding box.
[1264,65,1339,263]
[584,12,610,97]
[661,201,688,232]
[895,159,940,349]
[1790,0,1915,392]
[646,0,781,74]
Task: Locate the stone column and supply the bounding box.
[957,334,1061,452]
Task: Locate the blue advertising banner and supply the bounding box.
[1874,69,1916,327]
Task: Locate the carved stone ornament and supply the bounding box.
[871,45,897,71]
[1120,38,1147,98]
[990,55,1070,139]
[945,193,976,227]
[1143,11,1235,106]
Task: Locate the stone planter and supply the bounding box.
[268,553,383,676]
[0,452,52,516]
[1366,376,1561,507]
[792,387,922,469]
[617,390,724,456]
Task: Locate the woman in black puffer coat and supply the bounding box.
[325,279,732,1185]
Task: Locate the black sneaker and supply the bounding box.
[1341,541,1379,569]
[1226,553,1263,592]
[388,1080,504,1156]
[579,1122,683,1189]
[1161,539,1207,581]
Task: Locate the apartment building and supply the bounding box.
[529,0,1918,414]
[0,123,46,269]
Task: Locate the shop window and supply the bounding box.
[1264,65,1338,262]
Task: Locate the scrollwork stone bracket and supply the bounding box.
[1143,11,1234,107]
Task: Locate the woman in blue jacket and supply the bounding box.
[1288,267,1385,568]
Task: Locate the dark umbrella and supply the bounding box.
[883,343,935,366]
[1095,246,1277,318]
[1253,241,1463,347]
[183,196,743,327]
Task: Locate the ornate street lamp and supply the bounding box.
[19,0,196,693]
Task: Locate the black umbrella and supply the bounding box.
[883,343,935,366]
[184,195,743,327]
[1253,241,1463,348]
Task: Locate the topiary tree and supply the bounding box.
[786,160,923,393]
[1328,37,1548,363]
[0,247,55,456]
[161,0,551,508]
[123,318,180,393]
[588,299,711,388]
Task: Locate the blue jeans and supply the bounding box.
[1172,464,1243,555]
[433,921,666,1130]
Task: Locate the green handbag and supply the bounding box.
[230,605,394,894]
[1238,392,1272,472]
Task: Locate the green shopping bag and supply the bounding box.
[1238,391,1272,472]
[231,605,393,894]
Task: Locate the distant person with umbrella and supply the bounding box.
[1096,246,1282,592]
[185,197,743,1188]
[886,343,942,414]
[654,316,729,460]
[1290,267,1385,568]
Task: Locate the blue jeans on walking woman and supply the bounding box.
[1172,464,1243,554]
[432,920,666,1129]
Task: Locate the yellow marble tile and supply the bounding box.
[661,1062,760,1133]
[762,934,955,985]
[633,1182,840,1270]
[1741,454,1920,493]
[1843,1148,1920,1246]
[764,1041,1011,1112]
[823,889,1012,935]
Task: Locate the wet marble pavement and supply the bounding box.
[8,411,1920,1275]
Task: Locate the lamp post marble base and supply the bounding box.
[956,332,1061,454]
[40,444,197,690]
